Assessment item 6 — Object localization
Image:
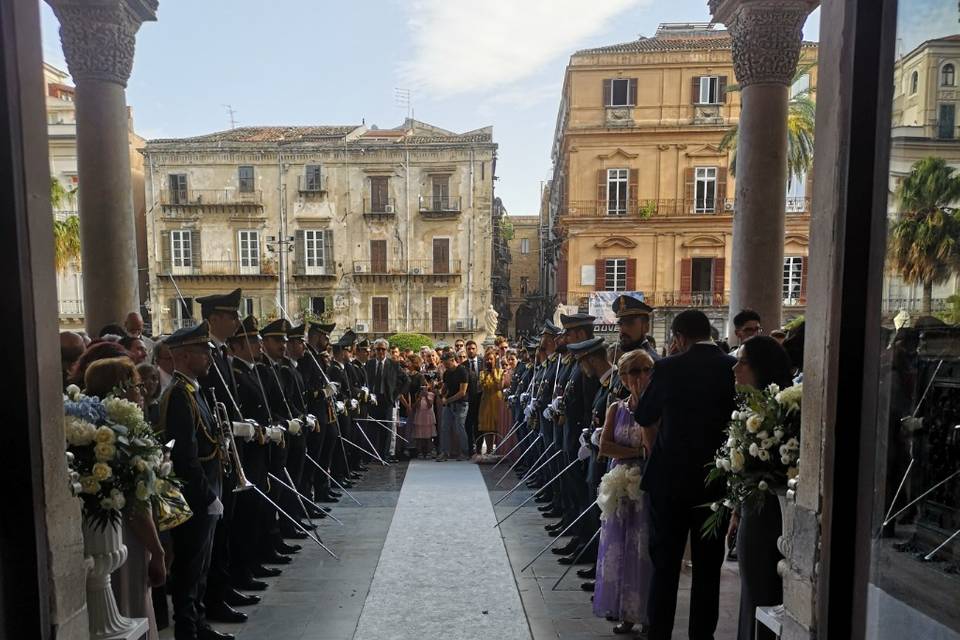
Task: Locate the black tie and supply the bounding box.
[377,360,384,394]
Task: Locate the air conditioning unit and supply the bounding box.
[454,320,467,330]
[354,263,368,273]
[355,322,369,333]
[411,267,422,275]
[724,201,735,211]
[384,204,395,213]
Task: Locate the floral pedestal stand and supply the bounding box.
[83,517,149,640]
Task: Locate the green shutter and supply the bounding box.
[190,229,201,272]
[161,231,171,273]
[322,229,334,272]
[294,229,305,275]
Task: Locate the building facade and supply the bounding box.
[505,215,541,337]
[142,119,496,340]
[546,23,817,340]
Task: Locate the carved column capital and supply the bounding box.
[711,0,815,88]
[45,0,158,87]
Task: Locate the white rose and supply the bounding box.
[780,445,790,456]
[787,437,800,450]
[774,429,784,441]
[135,481,150,501]
[716,459,725,469]
[94,426,116,444]
[721,459,731,471]
[758,480,769,491]
[746,415,762,433]
[727,436,736,448]
[758,449,770,461]
[79,476,101,494]
[731,410,740,421]
[100,497,114,510]
[110,489,126,510]
[749,443,760,457]
[766,383,781,396]
[763,438,776,450]
[65,384,81,399]
[781,455,791,465]
[757,431,769,441]
[94,442,116,461]
[710,502,719,512]
[158,461,172,477]
[723,499,735,509]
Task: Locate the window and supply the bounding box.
[372,297,389,333]
[168,173,187,204]
[370,239,387,273]
[520,238,530,255]
[783,256,804,304]
[174,296,193,330]
[939,104,955,139]
[520,276,529,295]
[699,76,720,104]
[304,229,327,275]
[431,297,448,333]
[581,264,596,287]
[170,229,192,274]
[432,238,450,273]
[238,230,260,274]
[309,297,326,315]
[604,258,627,291]
[242,297,255,317]
[694,167,718,213]
[691,257,715,293]
[370,176,389,212]
[604,78,637,107]
[238,166,254,193]
[432,175,450,210]
[943,63,955,87]
[606,168,629,215]
[791,73,811,98]
[305,165,322,191]
[910,70,919,94]
[786,171,807,212]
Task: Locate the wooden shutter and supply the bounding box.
[161,230,171,273]
[432,297,448,333]
[629,168,638,212]
[167,297,177,328]
[294,229,305,275]
[371,239,387,273]
[596,169,607,215]
[626,258,637,291]
[432,238,450,273]
[680,258,693,303]
[799,256,809,304]
[602,79,612,106]
[691,76,701,103]
[190,230,201,272]
[323,296,333,315]
[629,78,637,106]
[372,297,388,333]
[595,258,605,292]
[718,76,728,103]
[557,256,568,300]
[322,229,334,270]
[684,168,695,212]
[712,257,726,305]
[715,167,728,210]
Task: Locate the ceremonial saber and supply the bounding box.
[340,435,385,465]
[518,499,599,569]
[551,527,601,590]
[499,440,553,488]
[882,468,960,526]
[924,526,960,561]
[305,453,362,506]
[493,460,580,530]
[250,484,337,558]
[355,423,389,466]
[495,449,563,506]
[268,471,344,526]
[493,420,524,455]
[358,418,410,443]
[496,436,542,487]
[490,430,535,471]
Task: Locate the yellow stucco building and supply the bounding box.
[546,23,817,338]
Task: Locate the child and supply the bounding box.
[412,380,437,458]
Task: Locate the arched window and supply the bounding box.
[911,70,919,94]
[943,63,956,87]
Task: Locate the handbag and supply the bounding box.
[154,486,193,532]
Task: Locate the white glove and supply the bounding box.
[550,397,562,412]
[287,418,303,435]
[305,414,317,429]
[232,421,256,440]
[267,426,283,443]
[578,444,592,461]
[507,394,516,403]
[542,406,553,421]
[524,405,534,420]
[520,392,530,404]
[350,398,359,411]
[590,429,601,447]
[370,393,378,406]
[323,382,338,399]
[902,416,924,433]
[335,400,346,414]
[578,431,588,447]
[360,386,370,401]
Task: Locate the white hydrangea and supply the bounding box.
[104,397,144,428]
[749,443,760,457]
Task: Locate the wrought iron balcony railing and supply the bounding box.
[418,195,462,215]
[160,188,263,207]
[363,198,397,215]
[563,197,810,218]
[407,259,462,276]
[158,259,278,277]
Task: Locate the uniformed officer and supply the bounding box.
[531,321,562,502]
[613,294,659,361]
[328,332,358,485]
[296,323,337,504]
[159,322,233,640]
[280,323,320,519]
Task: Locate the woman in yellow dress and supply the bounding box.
[477,348,505,454]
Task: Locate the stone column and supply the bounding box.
[46,0,157,335]
[711,0,814,339]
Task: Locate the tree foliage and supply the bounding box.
[387,333,434,352]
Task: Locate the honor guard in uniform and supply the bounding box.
[279,323,320,519]
[305,322,343,501]
[565,335,615,577]
[531,321,561,497]
[193,289,258,624]
[329,332,359,484]
[159,322,232,640]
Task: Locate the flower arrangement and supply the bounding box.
[63,384,180,530]
[702,382,803,537]
[597,463,643,521]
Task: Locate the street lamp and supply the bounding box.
[265,234,295,313]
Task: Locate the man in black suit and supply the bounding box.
[462,339,482,454]
[634,309,736,640]
[364,338,401,460]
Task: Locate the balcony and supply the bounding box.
[427,318,478,334]
[352,319,395,335]
[418,195,462,219]
[170,318,199,331]
[564,197,811,219]
[53,210,78,221]
[407,259,462,279]
[363,198,397,220]
[158,258,278,280]
[564,289,731,309]
[881,297,949,314]
[160,188,264,217]
[351,260,405,279]
[58,298,84,317]
[297,174,324,195]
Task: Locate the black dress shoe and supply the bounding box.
[225,589,261,607]
[349,472,363,479]
[537,504,553,512]
[317,494,339,503]
[296,519,318,530]
[205,603,248,624]
[261,551,293,565]
[576,566,596,579]
[545,523,565,533]
[275,541,301,554]
[198,626,236,640]
[557,548,589,565]
[580,581,595,592]
[340,480,355,488]
[281,528,309,539]
[541,510,562,519]
[232,577,268,592]
[552,539,581,555]
[534,495,551,504]
[251,564,281,578]
[327,490,342,498]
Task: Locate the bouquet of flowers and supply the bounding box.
[597,463,643,521]
[702,382,803,537]
[63,384,184,531]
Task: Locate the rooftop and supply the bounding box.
[149,125,360,144]
[574,22,817,56]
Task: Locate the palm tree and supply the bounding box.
[889,156,960,314]
[720,61,817,185]
[50,177,81,272]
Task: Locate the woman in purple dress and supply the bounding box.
[593,349,656,635]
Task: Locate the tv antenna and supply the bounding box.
[223,104,239,129]
[394,88,412,119]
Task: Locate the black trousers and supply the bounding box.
[368,402,393,458]
[465,397,480,452]
[171,512,218,639]
[301,426,326,496]
[284,432,306,512]
[231,442,269,579]
[647,492,727,640]
[331,414,352,479]
[204,474,236,606]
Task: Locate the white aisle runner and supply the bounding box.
[353,461,531,640]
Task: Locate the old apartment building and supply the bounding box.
[142,119,496,338]
[545,23,817,337]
